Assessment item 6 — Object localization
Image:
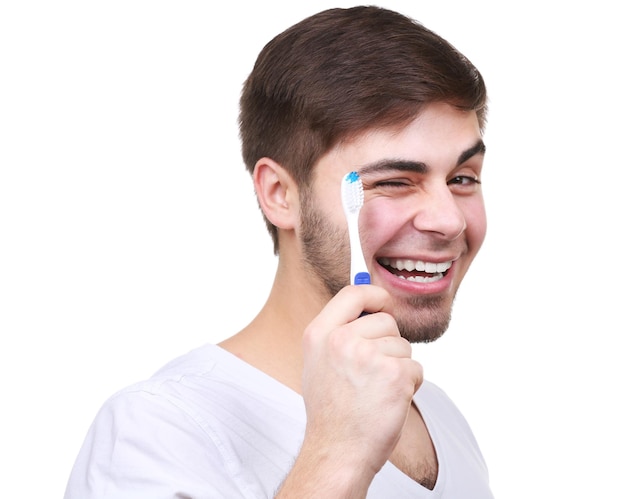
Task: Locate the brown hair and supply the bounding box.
[239,6,488,254]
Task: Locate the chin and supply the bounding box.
[400,325,448,344]
[396,296,453,343]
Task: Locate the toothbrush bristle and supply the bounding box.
[342,171,364,213]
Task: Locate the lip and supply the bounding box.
[374,256,458,295]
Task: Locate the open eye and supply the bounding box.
[448,175,481,193]
[448,175,480,186]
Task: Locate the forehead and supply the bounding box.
[317,103,483,180]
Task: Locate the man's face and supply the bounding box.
[299,102,487,343]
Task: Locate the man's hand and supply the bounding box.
[276,285,423,498]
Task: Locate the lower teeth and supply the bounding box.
[397,273,444,283]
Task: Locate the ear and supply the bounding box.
[253,157,298,230]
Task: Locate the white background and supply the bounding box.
[1,1,624,497]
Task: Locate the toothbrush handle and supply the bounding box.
[354,272,371,317]
[354,272,371,285]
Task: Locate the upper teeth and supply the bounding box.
[379,258,452,273]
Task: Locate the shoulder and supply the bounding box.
[64,344,257,498]
[94,343,303,434]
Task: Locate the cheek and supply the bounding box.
[462,198,487,251]
[361,199,406,244]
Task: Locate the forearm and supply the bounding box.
[275,441,375,499]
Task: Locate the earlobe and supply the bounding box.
[253,158,298,229]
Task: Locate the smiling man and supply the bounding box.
[65,6,493,498]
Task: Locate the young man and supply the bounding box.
[65,6,492,498]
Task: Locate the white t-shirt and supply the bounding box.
[64,344,493,498]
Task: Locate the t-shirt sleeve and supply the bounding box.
[64,388,247,499]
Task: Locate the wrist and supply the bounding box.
[276,438,376,498]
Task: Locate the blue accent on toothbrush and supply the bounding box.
[346,171,359,183]
[354,272,371,285]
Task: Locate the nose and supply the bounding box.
[413,186,466,240]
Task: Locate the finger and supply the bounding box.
[375,335,413,358]
[310,285,392,332]
[408,358,424,393]
[349,311,402,341]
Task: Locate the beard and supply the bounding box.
[396,294,453,343]
[299,188,349,298]
[299,189,454,344]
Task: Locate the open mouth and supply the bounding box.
[378,257,452,283]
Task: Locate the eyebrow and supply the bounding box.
[358,139,486,176]
[457,139,486,166]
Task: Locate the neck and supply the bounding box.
[219,258,328,394]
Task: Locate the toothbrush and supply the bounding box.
[341,171,371,285]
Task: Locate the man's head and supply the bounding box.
[239,6,488,254]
